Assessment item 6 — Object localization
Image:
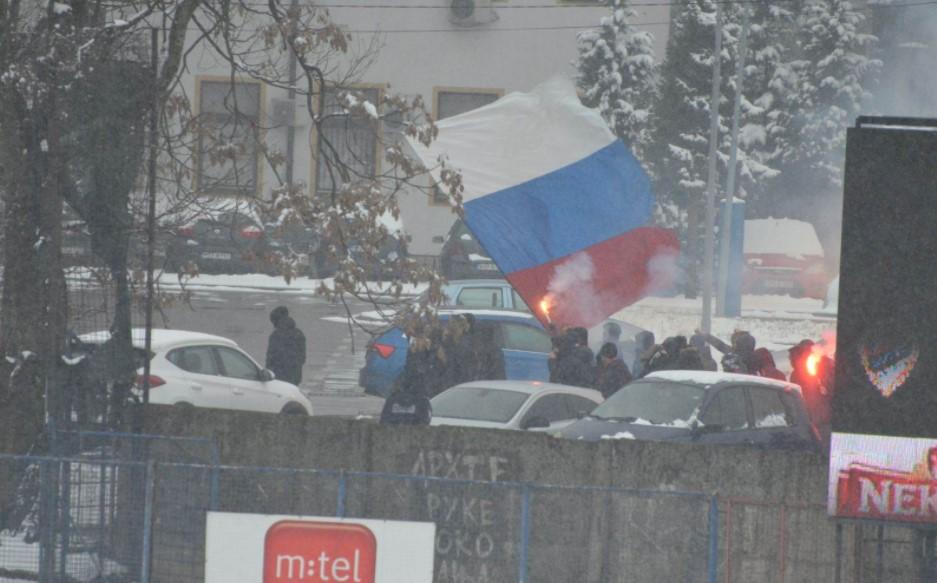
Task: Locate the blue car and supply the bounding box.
[359,309,554,398]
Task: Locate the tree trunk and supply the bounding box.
[0,84,67,455]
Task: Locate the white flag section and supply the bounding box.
[205,512,435,583]
[407,76,617,203]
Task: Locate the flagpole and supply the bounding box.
[701,1,723,334]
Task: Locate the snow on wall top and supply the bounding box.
[743,218,824,258]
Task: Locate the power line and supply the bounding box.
[188,0,937,35]
[254,0,937,9]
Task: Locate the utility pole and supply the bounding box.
[716,5,750,317]
[143,28,159,407]
[701,0,723,334]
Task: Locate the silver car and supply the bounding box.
[430,380,603,431]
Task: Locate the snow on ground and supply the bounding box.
[613,293,834,355]
[0,531,127,583]
[65,268,428,297]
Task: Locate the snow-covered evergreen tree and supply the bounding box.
[576,0,658,160]
[649,0,714,215]
[774,0,880,193]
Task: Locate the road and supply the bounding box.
[151,287,387,417]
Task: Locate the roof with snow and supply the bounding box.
[743,218,823,258]
[81,328,238,351]
[645,370,801,392]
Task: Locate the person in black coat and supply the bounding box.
[265,306,307,386]
[594,343,632,398]
[471,322,506,381]
[380,384,432,426]
[549,329,595,388]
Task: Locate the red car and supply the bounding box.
[741,218,832,299]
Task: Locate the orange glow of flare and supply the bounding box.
[539,296,553,323]
[806,350,821,377]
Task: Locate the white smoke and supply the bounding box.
[644,250,682,296]
[547,252,606,326]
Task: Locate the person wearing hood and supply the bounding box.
[632,331,656,378]
[753,348,785,380]
[696,329,758,374]
[689,333,718,372]
[265,306,307,386]
[594,343,632,398]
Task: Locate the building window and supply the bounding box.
[198,80,261,194]
[316,86,381,196]
[436,90,500,121]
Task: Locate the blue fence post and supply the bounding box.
[336,471,347,518]
[58,461,72,583]
[141,460,157,583]
[519,485,531,583]
[708,495,719,583]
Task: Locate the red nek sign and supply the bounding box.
[263,521,377,582]
[837,463,937,524]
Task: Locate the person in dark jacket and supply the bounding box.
[645,335,687,373]
[570,327,596,385]
[676,347,705,370]
[689,333,718,372]
[696,329,757,374]
[789,339,833,443]
[471,322,506,381]
[753,347,786,380]
[594,343,632,398]
[265,306,306,386]
[549,329,595,388]
[444,314,476,387]
[632,331,656,378]
[380,384,432,426]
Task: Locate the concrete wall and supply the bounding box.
[136,405,901,583]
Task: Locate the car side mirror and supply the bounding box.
[259,369,275,382]
[522,416,551,430]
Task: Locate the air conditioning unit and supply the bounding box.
[449,0,499,28]
[270,98,296,127]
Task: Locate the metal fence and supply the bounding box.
[1,450,717,583]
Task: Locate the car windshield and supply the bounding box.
[431,386,530,423]
[589,381,705,426]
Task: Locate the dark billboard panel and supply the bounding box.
[829,119,937,523]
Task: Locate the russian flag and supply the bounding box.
[409,77,679,329]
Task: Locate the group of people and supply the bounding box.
[547,324,633,399]
[380,314,506,425]
[632,329,787,380]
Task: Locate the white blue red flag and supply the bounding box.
[410,77,679,328]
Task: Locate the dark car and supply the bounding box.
[317,231,409,280]
[169,212,273,274]
[559,370,821,451]
[439,220,502,279]
[265,222,322,277]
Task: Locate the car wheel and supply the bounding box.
[174,401,195,409]
[281,403,308,416]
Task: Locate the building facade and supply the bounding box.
[179,0,671,264]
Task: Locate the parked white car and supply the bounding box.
[81,329,313,415]
[429,380,603,431]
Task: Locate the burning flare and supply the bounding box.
[806,351,821,377]
[539,296,553,324]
